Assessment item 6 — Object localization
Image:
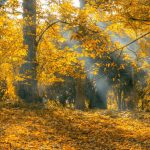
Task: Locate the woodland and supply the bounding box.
[0,0,150,149]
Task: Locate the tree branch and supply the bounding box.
[126,12,150,22]
[36,20,70,45]
[111,31,150,54]
[36,21,60,45]
[120,31,150,49]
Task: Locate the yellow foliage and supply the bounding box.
[0,102,149,149]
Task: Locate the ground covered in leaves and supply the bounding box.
[0,102,149,150]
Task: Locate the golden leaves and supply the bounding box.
[0,102,150,149]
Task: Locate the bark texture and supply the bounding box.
[75,78,86,110]
[17,0,41,102]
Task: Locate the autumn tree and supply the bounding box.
[0,0,149,111]
[0,2,26,100]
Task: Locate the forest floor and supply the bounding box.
[0,101,149,150]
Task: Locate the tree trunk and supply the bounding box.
[74,0,86,110]
[98,91,107,109]
[89,88,100,109]
[17,0,41,102]
[127,68,137,110]
[118,89,122,110]
[122,95,126,110]
[75,78,86,110]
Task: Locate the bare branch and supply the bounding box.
[111,31,150,54]
[36,20,60,45]
[36,20,70,45]
[120,31,150,49]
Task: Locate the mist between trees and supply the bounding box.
[0,0,149,111]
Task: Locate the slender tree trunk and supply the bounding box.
[87,80,107,109]
[89,88,100,109]
[75,78,86,110]
[17,0,41,102]
[130,68,137,110]
[118,89,122,110]
[122,92,126,110]
[98,91,107,109]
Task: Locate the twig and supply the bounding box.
[111,31,150,55]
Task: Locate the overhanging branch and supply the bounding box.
[111,31,150,54]
[120,31,150,50]
[36,20,70,45]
